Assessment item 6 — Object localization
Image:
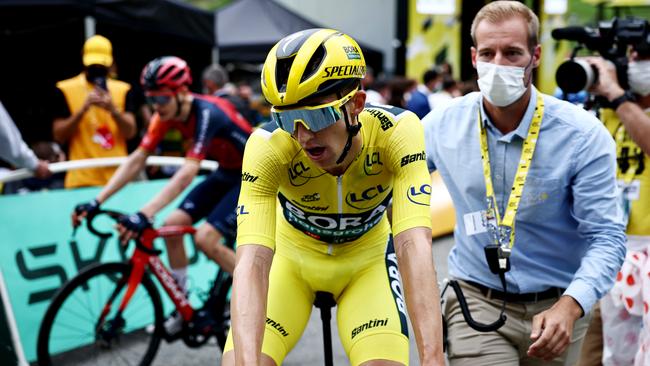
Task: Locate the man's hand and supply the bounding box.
[585,57,625,101]
[117,212,153,244]
[527,295,583,361]
[33,160,52,179]
[72,199,100,227]
[89,88,116,112]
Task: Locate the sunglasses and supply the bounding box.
[271,88,357,134]
[145,92,175,105]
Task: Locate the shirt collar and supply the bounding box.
[479,86,539,141]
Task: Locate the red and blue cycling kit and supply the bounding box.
[140,95,252,241]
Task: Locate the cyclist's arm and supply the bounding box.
[140,159,200,217]
[231,243,273,364]
[96,147,149,204]
[231,125,283,361]
[395,227,444,365]
[388,111,444,365]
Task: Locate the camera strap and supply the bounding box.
[478,92,544,261]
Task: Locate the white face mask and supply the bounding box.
[476,61,528,107]
[628,60,650,97]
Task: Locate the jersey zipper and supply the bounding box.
[330,175,343,256]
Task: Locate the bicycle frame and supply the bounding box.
[98,225,197,330]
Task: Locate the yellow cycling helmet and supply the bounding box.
[261,28,366,107]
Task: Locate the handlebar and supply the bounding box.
[83,209,123,239]
[79,209,197,256]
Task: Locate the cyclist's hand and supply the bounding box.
[72,199,100,227]
[117,212,153,244]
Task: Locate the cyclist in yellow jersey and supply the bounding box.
[221,29,445,366]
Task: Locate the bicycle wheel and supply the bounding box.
[212,272,232,350]
[37,262,164,366]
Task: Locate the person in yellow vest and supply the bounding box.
[576,48,650,366]
[52,35,136,188]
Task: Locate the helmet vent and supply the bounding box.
[300,45,326,83]
[275,55,295,93]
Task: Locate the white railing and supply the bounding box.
[0,156,219,183]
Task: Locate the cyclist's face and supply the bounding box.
[293,91,365,171]
[146,88,178,120]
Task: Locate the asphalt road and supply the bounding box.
[149,235,455,366]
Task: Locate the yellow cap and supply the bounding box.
[82,35,113,67]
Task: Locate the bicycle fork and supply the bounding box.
[95,254,148,344]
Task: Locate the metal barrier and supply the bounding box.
[0,156,218,183]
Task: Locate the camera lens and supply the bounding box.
[556,59,598,94]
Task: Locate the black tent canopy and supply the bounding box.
[216,0,384,73]
[0,0,214,44]
[0,0,215,143]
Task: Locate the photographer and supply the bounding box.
[52,35,137,188]
[577,49,650,366]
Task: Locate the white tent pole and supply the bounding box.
[84,15,96,39]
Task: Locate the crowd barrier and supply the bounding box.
[0,157,219,363]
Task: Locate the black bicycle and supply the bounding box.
[37,209,232,366]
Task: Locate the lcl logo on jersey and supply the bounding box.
[406,184,431,206]
[288,161,311,186]
[346,184,389,209]
[364,152,383,176]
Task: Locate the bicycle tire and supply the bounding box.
[205,269,232,350]
[214,296,230,351]
[37,262,164,366]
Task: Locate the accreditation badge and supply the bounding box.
[463,210,487,236]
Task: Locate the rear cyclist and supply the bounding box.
[223,29,445,365]
[73,56,252,336]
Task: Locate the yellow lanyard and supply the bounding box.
[479,93,544,252]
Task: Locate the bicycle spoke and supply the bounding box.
[39,263,162,366]
[55,302,97,325]
[50,320,95,337]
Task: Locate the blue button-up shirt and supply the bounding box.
[423,87,626,313]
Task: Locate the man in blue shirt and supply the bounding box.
[407,68,440,119]
[422,2,626,365]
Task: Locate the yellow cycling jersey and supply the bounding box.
[236,103,432,251]
[602,108,650,236]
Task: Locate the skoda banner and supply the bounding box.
[0,178,217,362]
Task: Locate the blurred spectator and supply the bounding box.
[52,35,137,188]
[236,82,264,125]
[0,101,51,178]
[428,75,460,111]
[459,78,479,96]
[202,64,257,124]
[389,77,417,109]
[363,68,390,105]
[406,68,441,119]
[437,61,454,77]
[3,141,66,194]
[367,78,391,105]
[361,66,376,91]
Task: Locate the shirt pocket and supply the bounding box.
[517,176,564,222]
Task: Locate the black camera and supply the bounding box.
[553,17,650,94]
